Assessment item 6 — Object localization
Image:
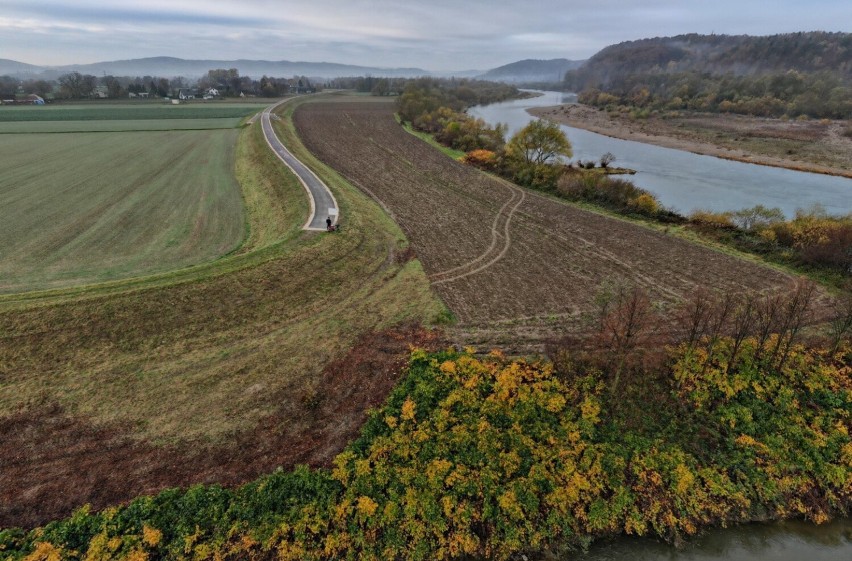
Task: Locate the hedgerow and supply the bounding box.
[2,340,849,560]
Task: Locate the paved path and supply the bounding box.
[261,98,338,231]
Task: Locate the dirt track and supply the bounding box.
[295,99,799,347]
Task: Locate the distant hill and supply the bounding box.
[0,59,44,77]
[479,58,584,84]
[566,32,852,90]
[0,56,433,80]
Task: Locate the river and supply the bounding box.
[569,518,852,561]
[468,91,852,218]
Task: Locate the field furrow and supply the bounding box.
[294,99,797,340]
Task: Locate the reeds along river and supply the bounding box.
[468,91,852,218]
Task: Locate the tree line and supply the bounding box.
[0,69,316,100]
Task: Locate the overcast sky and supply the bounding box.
[1,0,850,71]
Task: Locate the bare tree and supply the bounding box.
[828,290,852,353]
[728,294,757,370]
[771,281,816,370]
[596,285,654,394]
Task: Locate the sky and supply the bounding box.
[1,0,850,71]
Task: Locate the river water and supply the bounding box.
[468,91,852,218]
[573,518,852,561]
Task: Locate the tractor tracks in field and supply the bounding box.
[428,179,526,285]
[347,113,526,286]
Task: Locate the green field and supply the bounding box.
[0,102,275,292]
[0,118,246,133]
[0,102,267,122]
[0,129,246,292]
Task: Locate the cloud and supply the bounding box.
[1,0,850,70]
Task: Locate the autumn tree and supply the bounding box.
[506,118,573,166]
[0,75,17,98]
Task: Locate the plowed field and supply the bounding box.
[294,99,797,346]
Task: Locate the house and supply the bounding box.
[24,94,45,105]
[178,89,198,101]
[93,86,108,99]
[204,88,220,98]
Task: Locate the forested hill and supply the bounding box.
[566,32,851,89]
[479,58,584,84]
[565,32,852,119]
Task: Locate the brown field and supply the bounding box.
[294,98,801,347]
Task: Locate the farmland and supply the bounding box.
[0,98,445,527]
[0,102,272,292]
[0,103,267,122]
[293,98,800,347]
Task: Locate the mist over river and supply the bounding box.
[469,91,851,218]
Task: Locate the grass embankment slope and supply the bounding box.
[0,96,445,528]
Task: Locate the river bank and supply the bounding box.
[530,104,852,180]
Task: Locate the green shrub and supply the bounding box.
[6,341,848,560]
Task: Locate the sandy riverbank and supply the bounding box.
[530,104,852,179]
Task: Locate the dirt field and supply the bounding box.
[530,104,852,178]
[294,99,799,348]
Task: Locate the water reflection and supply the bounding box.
[468,92,852,218]
[565,519,852,561]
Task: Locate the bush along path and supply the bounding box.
[261,98,339,231]
[2,337,849,560]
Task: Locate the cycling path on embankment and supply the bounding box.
[260,98,339,231]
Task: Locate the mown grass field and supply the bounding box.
[0,96,445,527]
[0,129,245,292]
[0,101,274,292]
[0,102,267,122]
[0,118,246,133]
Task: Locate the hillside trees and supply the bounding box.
[566,33,852,118]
